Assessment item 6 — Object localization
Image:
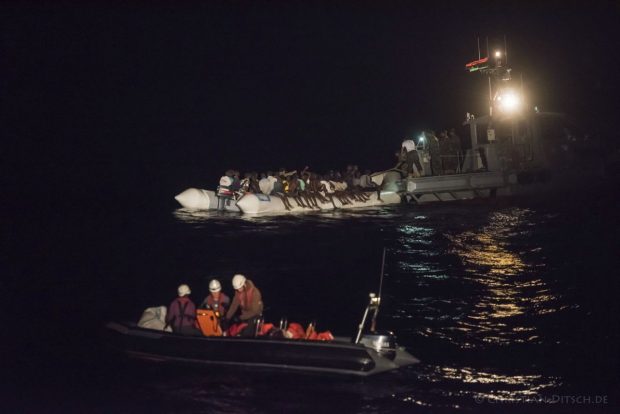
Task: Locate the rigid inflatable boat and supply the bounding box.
[105,323,418,377]
[104,293,419,377]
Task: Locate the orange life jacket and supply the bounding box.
[196,309,223,336]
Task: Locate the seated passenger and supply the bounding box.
[248,172,261,193]
[343,164,354,188]
[352,165,361,187]
[331,179,348,192]
[200,279,230,316]
[273,175,284,194]
[259,171,277,195]
[320,177,335,194]
[218,170,235,197]
[224,274,264,337]
[231,170,241,191]
[239,172,251,193]
[287,173,299,195]
[359,170,377,188]
[166,284,200,336]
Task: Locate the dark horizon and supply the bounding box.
[4,2,620,205]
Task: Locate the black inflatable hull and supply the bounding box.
[104,322,419,377]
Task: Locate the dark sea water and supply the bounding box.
[6,189,620,413]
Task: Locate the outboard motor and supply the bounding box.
[355,287,398,360]
[359,331,398,360]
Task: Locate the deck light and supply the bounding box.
[497,90,521,113]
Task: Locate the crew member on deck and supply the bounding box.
[225,274,264,337]
[166,284,200,336]
[200,279,230,316]
[397,139,423,177]
[427,131,443,176]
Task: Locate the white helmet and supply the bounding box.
[209,279,222,293]
[232,274,246,290]
[177,284,191,297]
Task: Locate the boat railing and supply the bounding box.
[254,316,265,337]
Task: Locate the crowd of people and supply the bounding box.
[165,276,333,340]
[213,130,464,209]
[395,129,463,177]
[217,165,381,210]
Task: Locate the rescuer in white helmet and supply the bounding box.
[224,274,264,337]
[199,278,230,316]
[165,284,200,336]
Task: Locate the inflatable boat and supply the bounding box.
[104,293,419,377]
[105,322,418,377]
[174,187,402,214]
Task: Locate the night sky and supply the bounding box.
[4,1,620,208]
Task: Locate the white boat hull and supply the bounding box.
[236,191,402,214]
[174,188,240,212]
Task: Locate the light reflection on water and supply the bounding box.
[159,203,612,411]
[388,207,568,404]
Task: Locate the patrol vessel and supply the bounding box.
[376,41,604,203]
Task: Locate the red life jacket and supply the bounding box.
[236,284,254,311]
[205,293,229,316]
[228,322,248,337]
[286,323,306,339]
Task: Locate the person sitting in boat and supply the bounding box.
[240,172,261,194]
[248,172,261,194]
[359,169,377,189]
[286,173,310,208]
[272,172,294,210]
[239,172,252,193]
[259,171,277,195]
[224,274,264,337]
[218,170,236,197]
[343,165,355,188]
[165,284,200,336]
[273,173,285,194]
[352,165,361,188]
[199,279,230,317]
[319,177,335,194]
[231,170,241,191]
[306,173,330,206]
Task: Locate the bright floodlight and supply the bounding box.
[419,134,425,143]
[498,91,521,113]
[495,50,502,58]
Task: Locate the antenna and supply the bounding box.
[370,247,387,332]
[504,35,508,66]
[377,247,386,300]
[486,37,489,58]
